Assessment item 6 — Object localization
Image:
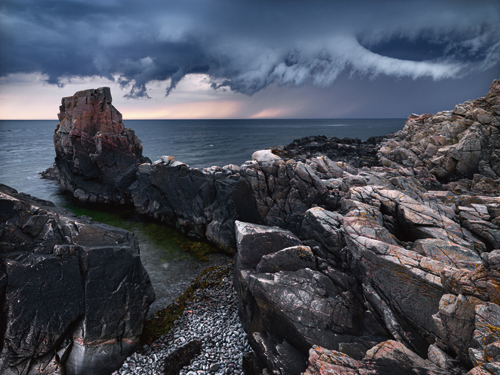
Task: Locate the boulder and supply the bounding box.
[256,245,316,273]
[0,184,154,375]
[235,221,302,270]
[234,222,388,374]
[252,150,282,163]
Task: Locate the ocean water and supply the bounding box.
[0,118,405,311]
[0,118,405,205]
[130,118,405,169]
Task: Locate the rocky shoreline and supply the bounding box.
[1,79,500,374]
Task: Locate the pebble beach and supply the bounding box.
[113,263,252,375]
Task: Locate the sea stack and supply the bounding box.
[54,87,149,204]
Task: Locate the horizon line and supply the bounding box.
[0,116,409,121]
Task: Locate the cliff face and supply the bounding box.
[379,79,500,182]
[54,87,148,204]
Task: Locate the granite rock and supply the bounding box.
[379,79,500,182]
[303,341,456,375]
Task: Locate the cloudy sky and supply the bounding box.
[0,0,499,119]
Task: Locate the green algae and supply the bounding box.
[66,202,219,261]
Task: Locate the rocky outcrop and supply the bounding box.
[232,79,500,374]
[234,160,500,374]
[234,221,389,375]
[48,82,500,374]
[128,158,242,251]
[0,184,154,375]
[54,87,149,204]
[303,341,457,375]
[127,151,342,252]
[379,79,500,182]
[49,89,372,252]
[270,135,385,168]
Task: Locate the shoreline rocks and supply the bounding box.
[270,134,385,168]
[0,184,154,375]
[45,80,500,374]
[379,80,500,182]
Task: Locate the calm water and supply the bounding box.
[130,118,404,169]
[0,119,404,206]
[0,118,404,312]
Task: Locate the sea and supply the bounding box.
[0,118,405,312]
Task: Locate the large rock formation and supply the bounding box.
[54,87,149,204]
[234,164,500,374]
[126,150,344,252]
[0,184,154,375]
[379,79,500,182]
[49,89,356,252]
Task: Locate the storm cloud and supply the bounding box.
[1,0,499,99]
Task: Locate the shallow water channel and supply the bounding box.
[65,201,231,316]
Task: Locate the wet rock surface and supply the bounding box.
[0,184,154,375]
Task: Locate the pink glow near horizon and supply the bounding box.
[0,73,298,120]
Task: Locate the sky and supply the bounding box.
[0,0,499,120]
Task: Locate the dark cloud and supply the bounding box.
[0,0,499,99]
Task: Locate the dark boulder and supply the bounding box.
[234,221,388,375]
[0,184,154,375]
